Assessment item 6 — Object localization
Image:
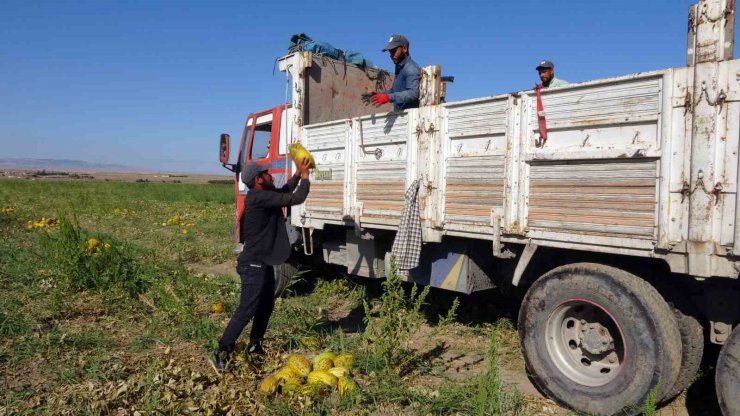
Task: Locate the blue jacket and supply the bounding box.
[386,55,420,111]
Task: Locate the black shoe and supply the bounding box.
[208,349,230,375]
[246,340,265,355]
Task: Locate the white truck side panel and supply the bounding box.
[299,119,350,224]
[285,51,740,278]
[442,96,509,230]
[353,112,414,225]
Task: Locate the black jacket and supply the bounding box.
[238,175,310,266]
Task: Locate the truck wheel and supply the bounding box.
[273,262,299,298]
[661,305,704,402]
[716,324,740,416]
[518,263,681,415]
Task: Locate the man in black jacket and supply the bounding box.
[209,158,311,373]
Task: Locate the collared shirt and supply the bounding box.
[545,77,569,88]
[386,55,421,111]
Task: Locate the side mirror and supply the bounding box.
[219,134,230,164]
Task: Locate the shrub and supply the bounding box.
[475,327,524,415]
[363,257,429,368]
[43,217,148,296]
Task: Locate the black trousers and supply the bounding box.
[218,261,275,353]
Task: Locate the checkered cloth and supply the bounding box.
[391,179,422,273]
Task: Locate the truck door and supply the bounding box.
[235,107,289,241]
[235,110,274,242]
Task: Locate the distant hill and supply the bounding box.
[0,158,149,173]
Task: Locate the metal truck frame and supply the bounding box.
[219,1,740,414]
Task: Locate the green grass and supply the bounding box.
[0,300,31,337]
[0,179,545,415]
[641,382,660,416]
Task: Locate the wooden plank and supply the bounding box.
[530,179,655,188]
[529,211,654,227]
[530,199,655,211]
[530,186,655,196]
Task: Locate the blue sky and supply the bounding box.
[0,0,730,173]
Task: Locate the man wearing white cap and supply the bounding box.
[368,34,421,111]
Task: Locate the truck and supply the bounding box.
[218,1,740,414]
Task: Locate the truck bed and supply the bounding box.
[281,53,740,279]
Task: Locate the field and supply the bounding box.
[0,179,714,415]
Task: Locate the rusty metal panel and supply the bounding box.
[304,56,393,125]
[527,159,658,238]
[716,60,739,247]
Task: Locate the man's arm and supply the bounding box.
[254,179,310,208]
[258,158,311,206]
[278,174,302,193]
[388,65,420,106]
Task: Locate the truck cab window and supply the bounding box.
[250,123,271,160]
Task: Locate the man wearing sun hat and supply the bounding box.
[367,34,421,111]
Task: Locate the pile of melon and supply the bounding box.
[260,352,358,397]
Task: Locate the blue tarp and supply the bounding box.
[288,33,374,68]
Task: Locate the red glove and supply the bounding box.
[370,93,390,106]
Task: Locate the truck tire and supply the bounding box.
[716,324,740,416]
[518,263,682,415]
[273,262,298,298]
[661,305,704,402]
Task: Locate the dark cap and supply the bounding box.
[241,161,269,185]
[536,60,554,70]
[382,34,409,52]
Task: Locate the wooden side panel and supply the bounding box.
[528,160,658,238]
[445,156,506,223]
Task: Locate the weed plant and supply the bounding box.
[641,382,660,416]
[437,296,460,327]
[362,257,430,368]
[474,328,525,415]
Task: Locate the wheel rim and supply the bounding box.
[545,299,626,387]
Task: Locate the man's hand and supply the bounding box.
[296,158,311,180]
[370,93,391,106]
